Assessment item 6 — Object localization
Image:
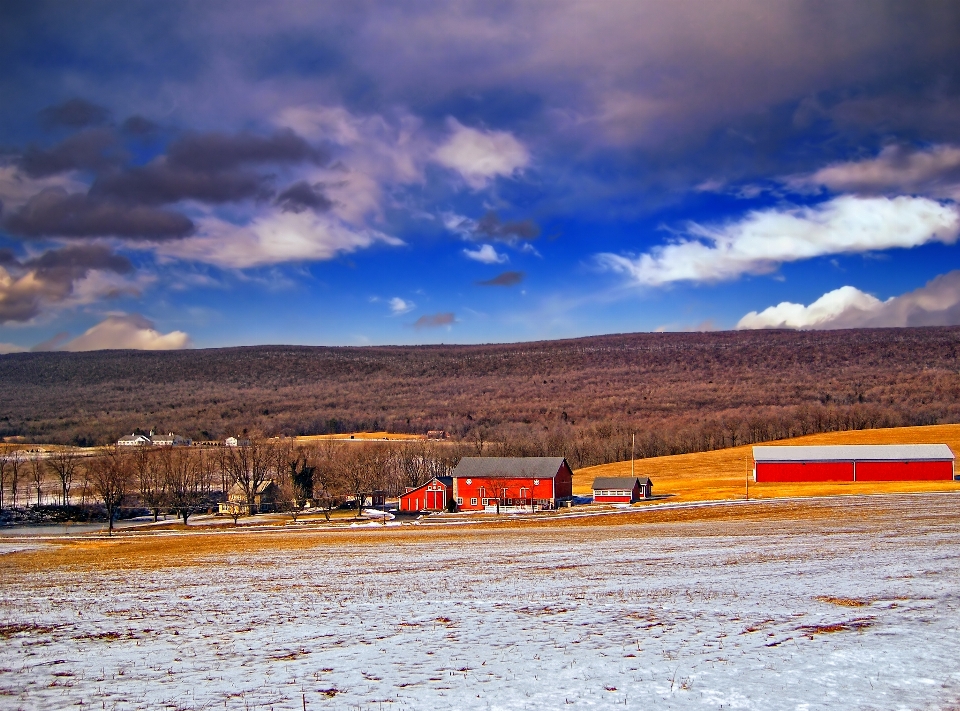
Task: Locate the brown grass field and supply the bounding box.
[575,423,960,502]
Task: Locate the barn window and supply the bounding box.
[457,497,463,505]
[471,497,478,506]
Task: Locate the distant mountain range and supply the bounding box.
[2,327,960,447]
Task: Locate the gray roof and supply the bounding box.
[753,444,955,462]
[453,457,570,479]
[592,476,652,489]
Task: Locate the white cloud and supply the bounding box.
[389,296,414,314]
[737,286,885,329]
[434,118,529,189]
[737,271,960,330]
[0,342,27,354]
[160,211,404,269]
[597,196,960,286]
[463,244,508,264]
[798,144,960,200]
[62,314,190,351]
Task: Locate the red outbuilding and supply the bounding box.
[591,476,653,503]
[753,444,956,483]
[452,457,574,512]
[398,476,453,512]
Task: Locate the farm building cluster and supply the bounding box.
[398,456,656,512]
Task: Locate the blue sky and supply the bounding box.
[3,1,960,351]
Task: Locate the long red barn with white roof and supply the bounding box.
[752,444,956,482]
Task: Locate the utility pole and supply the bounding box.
[631,434,635,479]
[745,454,750,501]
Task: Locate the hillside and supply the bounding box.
[3,327,960,448]
[575,423,960,502]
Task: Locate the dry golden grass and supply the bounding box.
[574,423,960,502]
[0,496,929,575]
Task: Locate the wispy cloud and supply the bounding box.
[389,296,415,314]
[597,196,960,286]
[477,270,524,287]
[792,144,960,201]
[463,244,508,264]
[434,118,529,189]
[413,312,455,329]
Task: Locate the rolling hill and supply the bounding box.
[3,327,960,451]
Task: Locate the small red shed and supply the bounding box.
[753,444,956,482]
[452,457,574,512]
[398,476,453,512]
[591,476,652,503]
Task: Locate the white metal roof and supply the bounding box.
[753,444,955,462]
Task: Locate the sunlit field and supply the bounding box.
[575,423,960,503]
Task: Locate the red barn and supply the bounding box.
[753,444,956,482]
[452,457,574,512]
[398,476,452,512]
[591,476,652,503]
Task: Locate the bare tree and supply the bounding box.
[30,456,45,507]
[134,447,167,521]
[162,447,210,525]
[0,456,7,510]
[341,446,377,518]
[483,472,512,515]
[9,450,21,510]
[225,438,273,514]
[47,449,79,506]
[277,447,316,521]
[311,442,346,521]
[86,446,131,535]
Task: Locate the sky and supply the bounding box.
[3,1,960,351]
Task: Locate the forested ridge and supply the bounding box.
[3,327,960,466]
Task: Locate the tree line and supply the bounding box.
[0,439,466,533]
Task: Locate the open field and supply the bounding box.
[2,494,959,709]
[576,423,960,503]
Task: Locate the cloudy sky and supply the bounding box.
[3,1,960,351]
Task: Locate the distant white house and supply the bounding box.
[151,432,192,447]
[225,436,251,447]
[117,433,152,446]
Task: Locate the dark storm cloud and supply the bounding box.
[91,162,268,205]
[476,270,524,287]
[166,128,327,171]
[0,244,133,323]
[4,187,193,240]
[24,243,133,277]
[89,128,326,206]
[19,128,124,177]
[474,212,540,242]
[38,98,109,129]
[121,115,159,136]
[275,181,333,213]
[413,312,455,329]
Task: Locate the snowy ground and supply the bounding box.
[2,495,960,710]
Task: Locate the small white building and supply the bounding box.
[117,433,152,446]
[225,436,251,447]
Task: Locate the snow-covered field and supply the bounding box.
[2,495,960,710]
